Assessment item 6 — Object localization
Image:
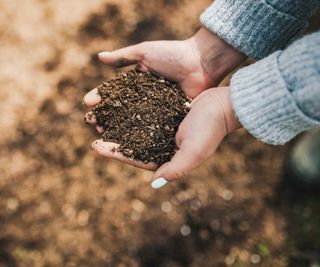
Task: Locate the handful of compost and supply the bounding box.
[86,70,191,165]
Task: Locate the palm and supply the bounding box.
[173,89,228,169]
[136,40,213,98]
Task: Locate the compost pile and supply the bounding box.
[91,70,191,165]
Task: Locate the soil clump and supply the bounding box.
[91,70,191,165]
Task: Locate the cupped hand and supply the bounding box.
[98,27,246,98]
[84,86,241,188]
[151,86,241,187]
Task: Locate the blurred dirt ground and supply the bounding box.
[0,1,319,267]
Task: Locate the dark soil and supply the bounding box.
[91,70,191,165]
[1,1,319,267]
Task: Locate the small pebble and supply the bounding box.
[250,254,261,264]
[239,250,250,261]
[180,225,191,236]
[239,221,250,231]
[6,198,19,213]
[225,255,235,265]
[131,199,145,212]
[161,201,172,213]
[190,199,201,210]
[184,102,191,109]
[62,203,76,219]
[220,189,234,201]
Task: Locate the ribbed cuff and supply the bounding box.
[278,32,320,121]
[200,0,308,59]
[230,52,320,145]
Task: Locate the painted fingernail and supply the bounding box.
[151,177,168,189]
[98,51,110,57]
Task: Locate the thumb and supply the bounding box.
[98,43,145,68]
[151,140,203,189]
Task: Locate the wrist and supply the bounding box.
[212,87,241,134]
[189,27,247,86]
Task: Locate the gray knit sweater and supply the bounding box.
[200,0,320,145]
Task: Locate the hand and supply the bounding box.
[98,28,246,98]
[151,86,240,188]
[84,86,241,188]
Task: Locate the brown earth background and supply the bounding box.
[0,1,319,267]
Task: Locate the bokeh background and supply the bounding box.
[0,1,319,266]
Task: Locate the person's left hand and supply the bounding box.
[96,28,246,99]
[84,86,240,188]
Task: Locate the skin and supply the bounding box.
[83,27,245,184]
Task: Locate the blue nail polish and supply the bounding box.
[151,177,168,189]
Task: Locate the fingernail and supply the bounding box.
[98,51,110,57]
[151,177,168,189]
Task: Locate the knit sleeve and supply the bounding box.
[200,0,319,59]
[230,32,320,145]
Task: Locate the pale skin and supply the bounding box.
[83,27,246,187]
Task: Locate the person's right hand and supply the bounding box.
[98,27,246,98]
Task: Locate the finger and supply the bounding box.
[96,126,105,133]
[151,140,203,189]
[84,111,97,125]
[135,63,149,73]
[91,140,157,171]
[135,63,162,78]
[83,88,102,107]
[98,44,144,68]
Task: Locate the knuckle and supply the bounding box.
[170,169,187,181]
